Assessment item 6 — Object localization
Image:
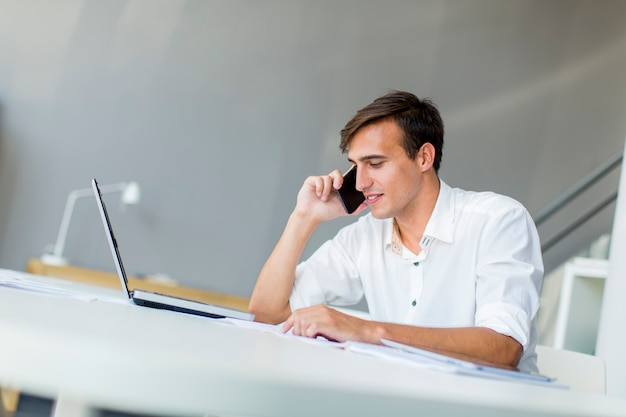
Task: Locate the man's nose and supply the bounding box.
[355,169,369,192]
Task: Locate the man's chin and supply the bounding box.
[369,207,392,220]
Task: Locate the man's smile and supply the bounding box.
[365,193,383,205]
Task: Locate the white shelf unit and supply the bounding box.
[553,257,609,354]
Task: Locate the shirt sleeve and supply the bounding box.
[289,238,364,312]
[474,204,543,349]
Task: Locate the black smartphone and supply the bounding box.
[337,166,365,214]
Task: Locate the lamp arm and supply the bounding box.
[51,191,84,258]
[50,183,129,259]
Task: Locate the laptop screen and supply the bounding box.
[92,178,133,300]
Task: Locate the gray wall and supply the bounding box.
[1,0,625,298]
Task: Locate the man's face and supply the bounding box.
[347,120,426,220]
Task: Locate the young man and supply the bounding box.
[249,90,543,373]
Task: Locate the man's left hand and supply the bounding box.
[281,305,374,343]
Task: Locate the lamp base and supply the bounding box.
[40,254,69,266]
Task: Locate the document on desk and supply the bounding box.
[220,317,343,347]
[0,269,121,303]
[344,339,567,388]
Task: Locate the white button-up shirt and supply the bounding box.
[290,180,543,373]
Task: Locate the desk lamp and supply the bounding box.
[41,181,141,266]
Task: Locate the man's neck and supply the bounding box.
[394,175,440,254]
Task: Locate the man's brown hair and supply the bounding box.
[339,90,444,172]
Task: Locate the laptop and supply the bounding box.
[92,178,254,321]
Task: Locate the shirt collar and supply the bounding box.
[383,217,395,251]
[423,179,455,245]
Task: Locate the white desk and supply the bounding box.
[1,270,626,417]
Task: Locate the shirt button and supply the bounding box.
[411,299,417,307]
[413,261,420,266]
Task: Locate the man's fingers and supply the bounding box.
[329,169,343,190]
[319,175,335,201]
[281,315,294,334]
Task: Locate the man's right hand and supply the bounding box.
[294,169,366,223]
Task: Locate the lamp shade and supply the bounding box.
[121,182,141,205]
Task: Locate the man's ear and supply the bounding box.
[418,143,436,172]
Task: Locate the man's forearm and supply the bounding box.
[284,305,523,370]
[248,211,320,323]
[374,323,523,369]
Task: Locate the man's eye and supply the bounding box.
[370,162,383,168]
